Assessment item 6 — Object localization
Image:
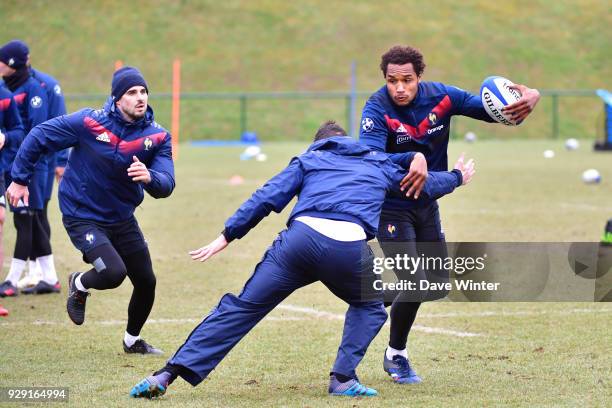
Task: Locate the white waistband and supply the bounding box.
[294,216,366,241]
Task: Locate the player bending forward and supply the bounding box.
[130,120,474,399]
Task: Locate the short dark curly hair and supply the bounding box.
[380,45,426,77]
[314,120,347,141]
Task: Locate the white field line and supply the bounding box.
[416,308,612,318]
[2,305,608,336]
[277,304,482,337]
[0,304,480,337]
[559,202,610,211]
[0,316,307,327]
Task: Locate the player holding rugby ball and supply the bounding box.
[359,45,540,385]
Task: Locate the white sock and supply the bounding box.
[124,331,140,347]
[37,255,58,285]
[27,260,42,280]
[75,273,88,292]
[386,346,408,360]
[5,259,27,286]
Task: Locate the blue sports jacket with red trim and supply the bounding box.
[1,75,49,171]
[360,82,494,210]
[223,136,463,242]
[0,87,25,172]
[10,97,175,222]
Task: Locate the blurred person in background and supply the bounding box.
[0,40,57,298]
[0,67,25,312]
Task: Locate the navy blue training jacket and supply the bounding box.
[360,82,494,211]
[223,136,463,242]
[0,88,25,172]
[30,69,66,119]
[30,68,70,167]
[1,75,49,171]
[10,97,175,222]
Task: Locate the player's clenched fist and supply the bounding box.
[127,155,151,183]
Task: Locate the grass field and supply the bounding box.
[3,0,611,140]
[0,140,610,407]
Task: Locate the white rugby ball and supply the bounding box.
[464,131,477,143]
[480,76,522,126]
[543,149,555,159]
[240,145,261,160]
[582,169,601,184]
[565,138,580,150]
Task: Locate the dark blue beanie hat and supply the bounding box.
[0,40,29,69]
[111,66,148,100]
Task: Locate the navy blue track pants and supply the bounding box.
[169,221,387,385]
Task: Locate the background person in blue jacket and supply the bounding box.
[360,45,541,385]
[129,120,475,399]
[12,39,69,295]
[7,66,175,355]
[0,40,54,298]
[0,86,25,311]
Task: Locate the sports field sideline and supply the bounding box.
[0,140,609,407]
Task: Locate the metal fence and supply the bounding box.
[65,90,602,141]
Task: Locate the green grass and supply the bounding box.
[0,140,610,407]
[2,0,611,140]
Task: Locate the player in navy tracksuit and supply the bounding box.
[7,67,175,354]
[30,67,68,213]
[360,45,541,384]
[129,121,474,399]
[18,63,70,294]
[0,40,54,298]
[0,87,25,312]
[5,40,70,293]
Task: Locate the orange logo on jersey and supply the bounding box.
[387,224,396,235]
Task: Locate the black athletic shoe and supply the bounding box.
[0,280,18,297]
[22,280,61,295]
[123,339,164,355]
[67,272,89,325]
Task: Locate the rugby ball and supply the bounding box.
[582,169,601,184]
[565,138,580,150]
[480,76,522,126]
[464,131,477,143]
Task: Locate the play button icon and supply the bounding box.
[567,242,599,279]
[573,259,589,275]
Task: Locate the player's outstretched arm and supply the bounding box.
[222,157,304,242]
[11,113,81,186]
[388,153,475,202]
[190,234,229,263]
[502,84,540,123]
